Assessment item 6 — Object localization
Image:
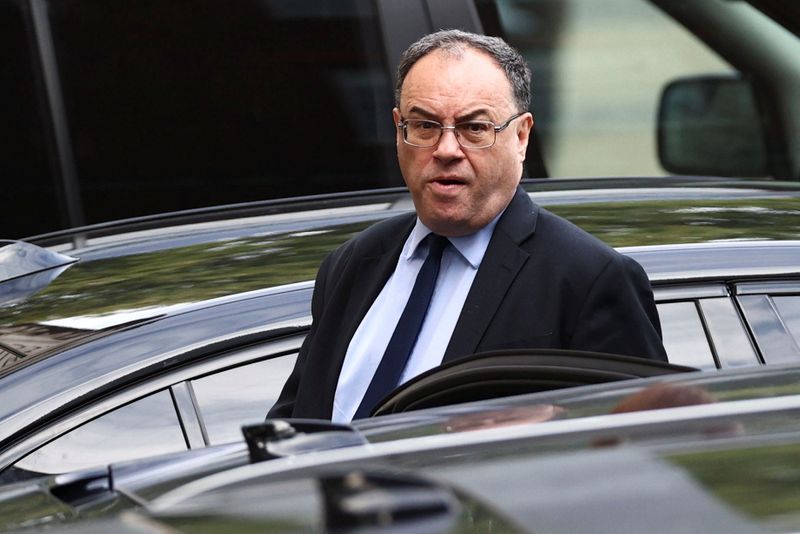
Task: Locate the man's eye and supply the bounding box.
[462,122,491,133]
[418,121,438,130]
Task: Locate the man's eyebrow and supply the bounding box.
[405,107,494,122]
[406,106,439,120]
[455,109,493,122]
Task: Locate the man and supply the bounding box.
[269,30,667,422]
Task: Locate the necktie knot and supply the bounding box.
[426,233,448,262]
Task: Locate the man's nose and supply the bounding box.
[433,128,464,161]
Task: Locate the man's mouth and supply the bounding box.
[431,177,467,187]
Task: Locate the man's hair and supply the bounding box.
[395,29,532,113]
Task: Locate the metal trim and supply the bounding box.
[0,335,305,471]
[170,382,208,449]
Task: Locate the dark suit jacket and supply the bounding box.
[269,187,667,419]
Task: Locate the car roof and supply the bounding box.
[3,178,797,336]
[624,241,800,283]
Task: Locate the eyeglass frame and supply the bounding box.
[396,111,527,149]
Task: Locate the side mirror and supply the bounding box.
[657,75,769,177]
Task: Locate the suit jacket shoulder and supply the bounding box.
[447,187,667,362]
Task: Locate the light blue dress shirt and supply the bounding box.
[332,215,501,422]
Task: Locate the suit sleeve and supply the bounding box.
[266,251,334,418]
[569,254,668,362]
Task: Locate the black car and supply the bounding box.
[0,178,799,486]
[2,354,799,533]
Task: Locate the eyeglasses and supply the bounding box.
[397,112,525,149]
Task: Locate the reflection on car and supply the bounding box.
[0,0,799,530]
[0,179,799,487]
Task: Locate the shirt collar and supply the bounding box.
[404,210,505,269]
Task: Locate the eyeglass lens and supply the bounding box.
[404,120,495,148]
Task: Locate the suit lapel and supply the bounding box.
[315,216,414,418]
[336,216,416,363]
[443,188,539,362]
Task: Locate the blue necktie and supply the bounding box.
[354,234,449,419]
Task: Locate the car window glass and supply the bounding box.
[14,390,186,475]
[192,353,297,445]
[656,302,716,370]
[739,295,800,365]
[699,298,760,369]
[44,0,398,229]
[0,2,60,238]
[773,296,800,347]
[489,0,734,177]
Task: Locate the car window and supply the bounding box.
[10,0,398,238]
[698,298,760,369]
[656,301,716,370]
[192,353,298,445]
[13,390,186,475]
[773,296,800,346]
[486,0,734,178]
[738,295,800,365]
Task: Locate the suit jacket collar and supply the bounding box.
[496,185,539,245]
[340,214,416,351]
[443,186,539,361]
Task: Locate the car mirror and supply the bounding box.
[657,75,768,177]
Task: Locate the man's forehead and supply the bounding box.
[404,47,502,83]
[400,48,514,111]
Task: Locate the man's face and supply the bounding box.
[393,47,533,237]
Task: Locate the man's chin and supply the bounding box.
[420,213,476,238]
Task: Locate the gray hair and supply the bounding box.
[395,29,532,113]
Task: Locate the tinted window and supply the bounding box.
[0,1,61,237]
[699,298,760,369]
[657,301,716,370]
[192,353,297,444]
[773,296,800,349]
[486,0,734,177]
[45,0,399,226]
[739,295,800,365]
[13,390,186,475]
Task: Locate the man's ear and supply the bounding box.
[516,112,534,161]
[392,108,403,147]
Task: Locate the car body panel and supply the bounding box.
[3,362,800,532]
[132,367,800,533]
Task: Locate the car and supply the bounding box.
[1,352,799,532]
[117,362,800,534]
[0,177,799,488]
[0,1,797,530]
